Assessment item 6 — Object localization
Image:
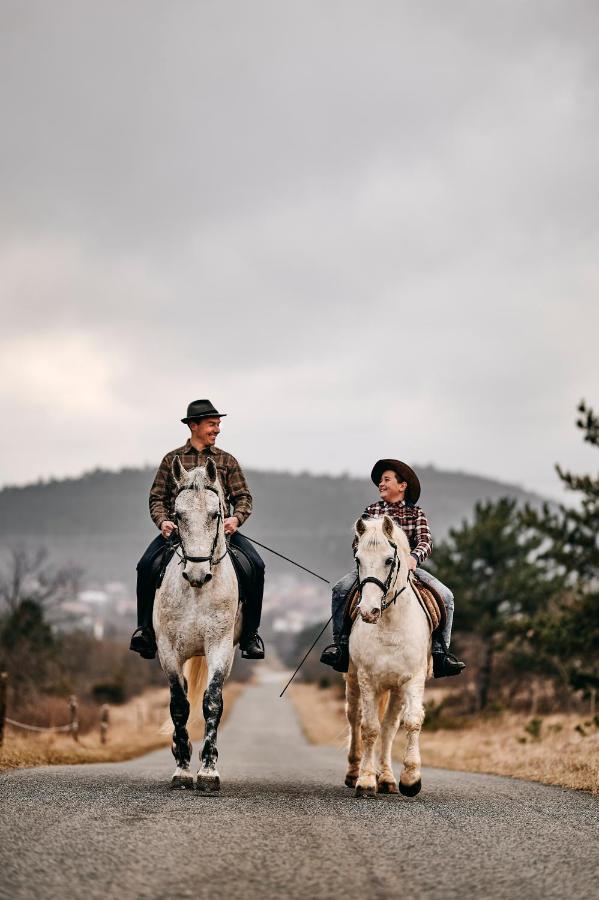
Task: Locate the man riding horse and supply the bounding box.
[320,459,465,678]
[130,399,265,661]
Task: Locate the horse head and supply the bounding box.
[171,456,225,587]
[353,515,411,623]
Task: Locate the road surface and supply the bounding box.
[1,670,597,900]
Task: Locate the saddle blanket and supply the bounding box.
[344,575,446,634]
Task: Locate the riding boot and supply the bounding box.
[432,633,466,678]
[320,635,350,673]
[239,577,265,660]
[129,537,165,659]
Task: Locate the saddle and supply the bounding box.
[227,542,258,605]
[151,538,256,605]
[343,574,447,635]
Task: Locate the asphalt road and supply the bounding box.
[1,670,597,900]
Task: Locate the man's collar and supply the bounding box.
[184,439,215,455]
[382,498,406,507]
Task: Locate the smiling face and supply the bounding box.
[378,469,407,504]
[189,416,221,448]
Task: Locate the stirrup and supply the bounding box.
[129,626,157,659]
[241,633,265,660]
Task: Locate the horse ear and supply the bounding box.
[171,455,185,487]
[205,457,217,483]
[382,515,395,540]
[355,517,366,537]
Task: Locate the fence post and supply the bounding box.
[69,695,79,742]
[100,704,109,745]
[0,672,7,748]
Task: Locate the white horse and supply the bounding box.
[345,515,431,798]
[154,456,241,791]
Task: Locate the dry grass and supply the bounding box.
[0,681,245,771]
[290,682,599,795]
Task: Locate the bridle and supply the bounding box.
[172,484,228,569]
[355,539,406,613]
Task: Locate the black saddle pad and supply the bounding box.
[228,543,257,603]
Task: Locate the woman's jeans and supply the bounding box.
[331,566,455,647]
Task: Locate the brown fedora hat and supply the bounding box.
[371,459,421,505]
[181,399,227,424]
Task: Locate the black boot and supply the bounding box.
[432,634,465,678]
[240,632,265,660]
[320,636,349,673]
[129,625,157,659]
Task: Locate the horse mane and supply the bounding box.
[361,518,411,556]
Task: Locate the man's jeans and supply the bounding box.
[331,567,455,647]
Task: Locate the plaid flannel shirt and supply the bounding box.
[149,441,253,529]
[360,499,433,565]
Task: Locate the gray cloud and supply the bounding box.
[1,0,598,500]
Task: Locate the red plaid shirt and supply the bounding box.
[361,500,433,565]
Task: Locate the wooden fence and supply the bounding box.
[0,671,110,747]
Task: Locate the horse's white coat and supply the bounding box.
[154,458,241,789]
[346,516,431,796]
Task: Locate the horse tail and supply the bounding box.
[159,656,208,733]
[378,690,390,723]
[184,655,209,725]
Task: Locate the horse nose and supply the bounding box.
[182,571,190,582]
[370,607,380,619]
[203,572,212,584]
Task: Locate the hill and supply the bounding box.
[0,464,543,588]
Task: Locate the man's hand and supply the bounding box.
[161,520,177,538]
[407,556,418,572]
[223,516,239,536]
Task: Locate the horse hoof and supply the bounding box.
[355,784,377,799]
[171,773,194,791]
[345,775,358,788]
[377,780,398,794]
[399,779,422,797]
[196,773,221,793]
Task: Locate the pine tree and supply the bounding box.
[431,497,557,710]
[520,402,599,695]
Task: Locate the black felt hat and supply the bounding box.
[181,399,227,424]
[371,459,421,505]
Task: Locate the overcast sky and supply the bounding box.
[1,1,597,500]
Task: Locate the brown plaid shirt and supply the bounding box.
[149,441,253,529]
[360,500,433,565]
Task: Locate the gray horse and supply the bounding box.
[155,456,241,791]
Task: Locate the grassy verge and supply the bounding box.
[0,682,245,771]
[290,682,599,795]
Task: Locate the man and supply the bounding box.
[130,398,265,661]
[320,459,465,678]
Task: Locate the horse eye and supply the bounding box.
[385,557,393,566]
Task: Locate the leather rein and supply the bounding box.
[355,539,406,612]
[171,483,229,569]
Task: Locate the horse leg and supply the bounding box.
[355,677,380,799]
[344,667,362,788]
[377,690,403,794]
[166,665,193,790]
[398,675,425,797]
[196,649,232,792]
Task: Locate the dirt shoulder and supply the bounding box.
[290,682,599,795]
[0,682,245,771]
